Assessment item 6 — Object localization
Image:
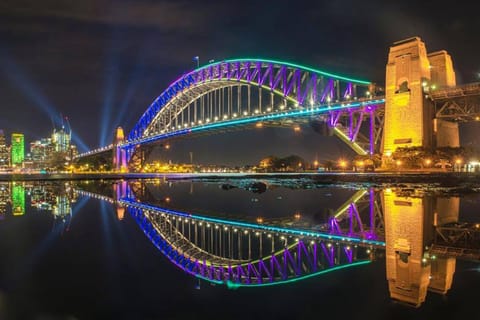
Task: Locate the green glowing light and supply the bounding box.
[11,133,24,165]
[194,260,371,288]
[195,58,371,85]
[12,184,25,216]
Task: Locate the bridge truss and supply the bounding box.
[119,59,384,171]
[430,82,480,121]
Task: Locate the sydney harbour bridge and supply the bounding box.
[74,37,480,171]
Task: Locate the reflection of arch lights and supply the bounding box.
[223,261,371,288]
[121,199,385,247]
[131,204,373,287]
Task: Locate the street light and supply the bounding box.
[193,56,199,68]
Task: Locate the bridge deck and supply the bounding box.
[430,82,480,100]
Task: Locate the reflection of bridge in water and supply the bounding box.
[76,180,480,307]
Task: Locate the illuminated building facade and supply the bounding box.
[30,138,54,169]
[11,133,24,167]
[52,127,71,152]
[0,129,9,169]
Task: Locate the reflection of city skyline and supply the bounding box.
[76,180,479,308]
[0,181,77,219]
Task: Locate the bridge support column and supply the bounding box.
[112,126,128,172]
[383,37,459,165]
[383,37,434,161]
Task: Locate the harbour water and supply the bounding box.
[0,178,479,319]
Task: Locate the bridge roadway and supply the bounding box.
[120,97,385,148]
[75,96,385,159]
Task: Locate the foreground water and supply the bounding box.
[0,178,479,319]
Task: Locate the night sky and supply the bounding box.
[1,0,479,164]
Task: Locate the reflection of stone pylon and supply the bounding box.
[383,190,459,307]
[429,197,458,294]
[113,180,128,220]
[383,189,432,307]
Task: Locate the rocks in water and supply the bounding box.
[246,182,267,194]
[220,183,236,190]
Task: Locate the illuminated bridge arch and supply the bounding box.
[122,199,383,287]
[123,59,384,158]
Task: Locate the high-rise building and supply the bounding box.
[68,144,78,160]
[11,133,24,167]
[52,127,71,152]
[30,138,54,169]
[0,129,10,169]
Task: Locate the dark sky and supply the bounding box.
[0,0,479,163]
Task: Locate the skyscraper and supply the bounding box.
[11,133,24,167]
[0,129,10,168]
[30,138,54,169]
[52,127,71,152]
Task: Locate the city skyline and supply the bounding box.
[1,0,479,161]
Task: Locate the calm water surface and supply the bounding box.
[0,178,479,319]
